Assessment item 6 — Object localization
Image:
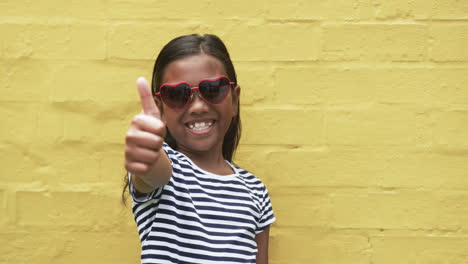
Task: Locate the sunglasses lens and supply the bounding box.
[160,84,191,109]
[199,77,230,104]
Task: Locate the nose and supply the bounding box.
[187,90,209,113]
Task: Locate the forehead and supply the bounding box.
[162,54,227,85]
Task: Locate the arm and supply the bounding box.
[130,147,172,194]
[255,226,271,264]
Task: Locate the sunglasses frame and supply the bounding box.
[155,76,235,111]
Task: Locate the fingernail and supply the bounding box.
[137,77,146,85]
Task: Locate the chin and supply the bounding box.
[184,139,221,153]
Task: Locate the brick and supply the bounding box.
[32,143,101,183]
[432,110,468,147]
[241,107,324,145]
[1,23,106,59]
[234,145,275,187]
[1,60,53,102]
[0,231,140,264]
[38,101,136,145]
[271,229,370,264]
[225,22,320,61]
[322,23,428,62]
[0,61,6,90]
[62,109,99,142]
[0,23,106,59]
[35,104,65,142]
[379,150,468,189]
[1,142,37,182]
[106,0,266,19]
[58,104,133,143]
[414,0,468,20]
[0,0,107,19]
[372,236,468,264]
[260,146,468,190]
[262,149,335,187]
[100,148,126,184]
[326,105,431,146]
[0,190,5,225]
[377,0,468,20]
[0,232,56,263]
[107,0,175,19]
[236,63,274,105]
[16,191,122,226]
[0,24,32,58]
[272,67,324,105]
[208,0,267,18]
[107,0,187,19]
[374,0,421,20]
[31,23,106,60]
[97,111,136,144]
[108,23,200,60]
[274,66,468,105]
[50,232,141,264]
[330,190,468,230]
[49,61,151,102]
[267,0,374,20]
[0,102,39,143]
[373,67,468,105]
[432,24,468,62]
[272,190,331,227]
[426,68,468,105]
[48,102,134,145]
[263,147,387,188]
[106,0,208,20]
[109,22,320,61]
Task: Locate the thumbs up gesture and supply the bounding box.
[125,77,170,188]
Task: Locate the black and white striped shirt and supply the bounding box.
[129,143,276,264]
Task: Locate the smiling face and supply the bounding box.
[159,53,240,158]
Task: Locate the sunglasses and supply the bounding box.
[155,76,235,111]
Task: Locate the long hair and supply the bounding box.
[122,34,241,204]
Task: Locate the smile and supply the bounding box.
[186,120,215,132]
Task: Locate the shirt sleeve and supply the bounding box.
[129,143,175,242]
[128,172,162,203]
[256,186,276,234]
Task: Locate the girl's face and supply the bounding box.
[159,54,240,157]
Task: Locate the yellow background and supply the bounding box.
[1,0,468,263]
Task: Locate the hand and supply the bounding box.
[125,77,166,177]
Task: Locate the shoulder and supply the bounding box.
[231,164,268,193]
[162,142,192,168]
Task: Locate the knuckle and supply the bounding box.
[131,114,145,126]
[156,119,166,129]
[128,164,147,176]
[124,146,133,156]
[154,137,164,149]
[125,130,137,142]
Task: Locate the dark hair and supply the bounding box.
[122,34,241,204]
[151,34,241,161]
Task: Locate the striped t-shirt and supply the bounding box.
[129,143,276,264]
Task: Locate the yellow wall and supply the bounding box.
[1,1,468,263]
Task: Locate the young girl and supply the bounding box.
[123,34,275,264]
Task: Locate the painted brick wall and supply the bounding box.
[1,1,468,263]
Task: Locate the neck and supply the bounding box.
[178,147,233,176]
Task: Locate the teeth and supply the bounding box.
[188,121,213,130]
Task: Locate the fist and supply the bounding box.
[125,77,166,176]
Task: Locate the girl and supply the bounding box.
[123,34,275,264]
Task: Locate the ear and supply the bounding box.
[232,85,240,116]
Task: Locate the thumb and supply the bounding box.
[137,77,160,118]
